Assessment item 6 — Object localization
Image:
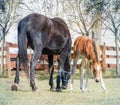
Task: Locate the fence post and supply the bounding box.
[6,42,11,77]
[101,43,107,71]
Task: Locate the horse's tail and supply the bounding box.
[18,18,29,77]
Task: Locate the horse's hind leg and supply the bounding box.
[11,57,20,91]
[83,60,90,92]
[84,72,89,92]
[30,47,42,91]
[70,56,79,92]
[48,55,55,91]
[80,59,86,92]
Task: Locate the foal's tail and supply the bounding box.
[17,18,29,77]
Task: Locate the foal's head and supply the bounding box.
[92,40,103,82]
[92,60,103,82]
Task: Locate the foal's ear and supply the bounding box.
[99,59,103,63]
[99,59,106,72]
[98,57,105,63]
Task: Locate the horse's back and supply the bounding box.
[44,17,71,50]
[28,13,49,31]
[18,13,71,53]
[73,36,95,59]
[52,17,69,35]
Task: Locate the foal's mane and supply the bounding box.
[92,40,98,61]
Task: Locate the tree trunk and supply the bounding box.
[92,17,102,44]
[0,41,3,74]
[0,29,5,74]
[115,36,119,74]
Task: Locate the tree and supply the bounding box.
[81,0,120,73]
[56,0,106,42]
[58,0,93,35]
[84,0,107,42]
[102,0,120,74]
[0,0,21,74]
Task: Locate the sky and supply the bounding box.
[6,25,17,43]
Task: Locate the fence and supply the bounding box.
[0,42,120,76]
[105,45,120,68]
[0,42,59,76]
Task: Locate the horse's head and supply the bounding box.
[61,70,70,89]
[92,60,103,82]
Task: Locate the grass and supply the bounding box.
[0,70,120,105]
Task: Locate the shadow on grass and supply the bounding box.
[35,70,58,80]
[35,69,120,81]
[1,68,119,81]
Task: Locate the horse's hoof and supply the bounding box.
[11,84,18,91]
[104,90,107,93]
[50,87,55,92]
[56,88,62,92]
[61,85,67,89]
[32,86,37,92]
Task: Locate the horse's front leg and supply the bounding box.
[80,69,84,92]
[56,51,68,92]
[56,68,62,92]
[48,55,55,91]
[11,57,20,91]
[61,56,71,89]
[30,48,42,91]
[100,71,107,92]
[85,71,89,92]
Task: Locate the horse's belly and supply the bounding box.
[45,34,67,50]
[42,48,61,55]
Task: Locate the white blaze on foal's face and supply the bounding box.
[93,62,101,82]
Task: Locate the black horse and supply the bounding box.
[11,13,72,92]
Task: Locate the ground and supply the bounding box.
[0,71,120,105]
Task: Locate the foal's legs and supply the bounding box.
[70,56,79,92]
[85,71,89,92]
[80,59,86,92]
[30,47,42,91]
[48,55,55,91]
[100,71,107,92]
[84,60,91,92]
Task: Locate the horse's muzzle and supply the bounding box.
[95,77,100,83]
[61,71,70,89]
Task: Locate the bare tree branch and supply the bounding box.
[88,18,99,31]
[117,23,120,28]
[0,24,3,28]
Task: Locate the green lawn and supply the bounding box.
[0,72,120,105]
